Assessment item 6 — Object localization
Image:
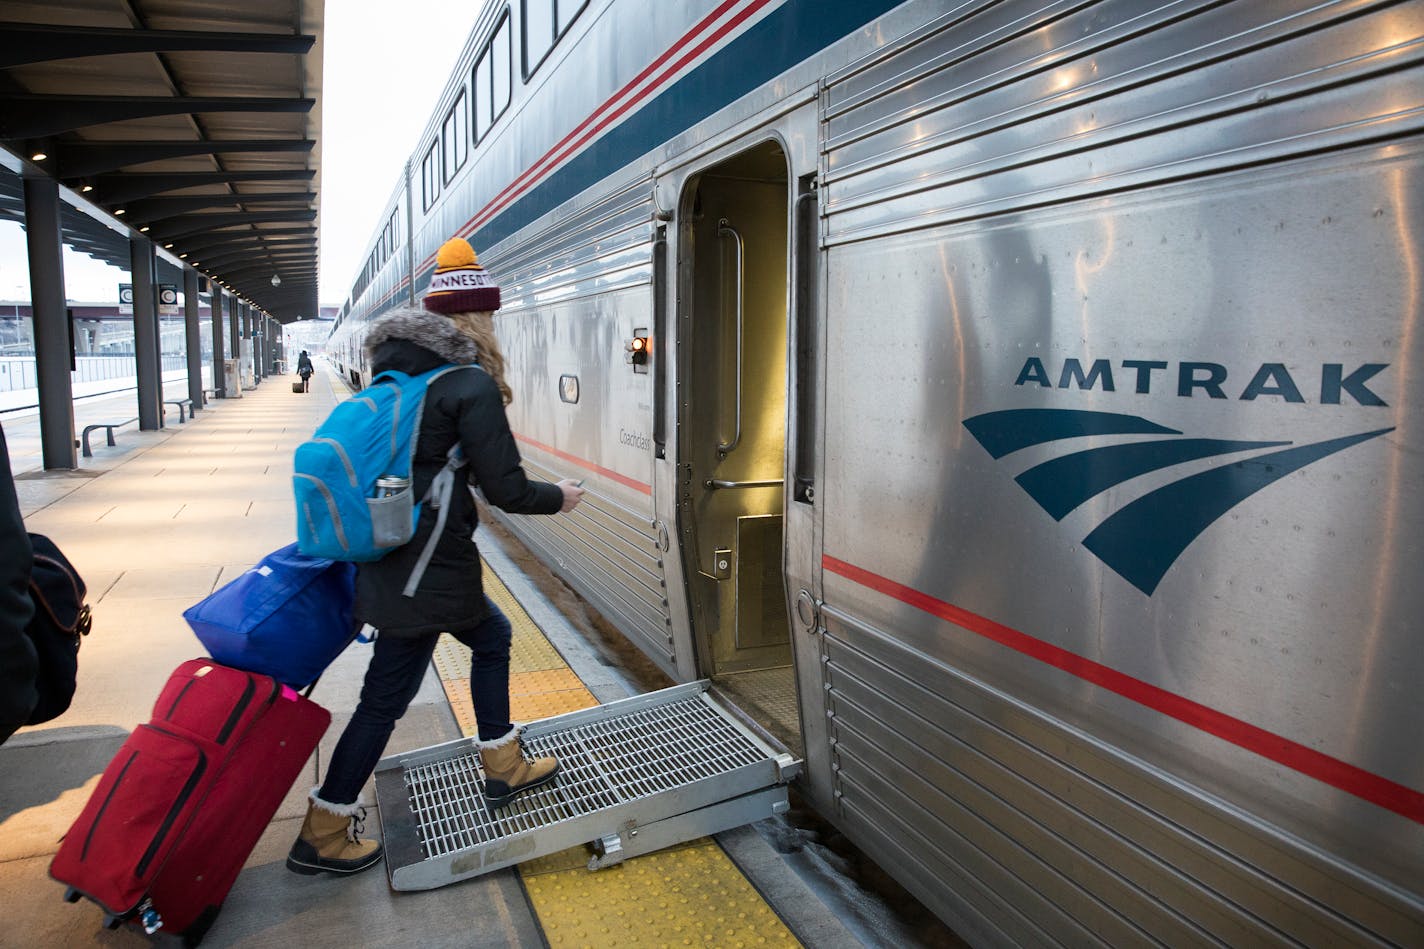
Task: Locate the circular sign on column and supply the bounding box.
[158,285,180,316]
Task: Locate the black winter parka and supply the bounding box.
[352,309,561,636]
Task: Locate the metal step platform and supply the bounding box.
[373,680,802,891]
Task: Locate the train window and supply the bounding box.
[522,0,553,77]
[523,0,586,78]
[556,0,587,35]
[389,211,399,248]
[474,45,493,141]
[474,13,511,143]
[491,16,511,124]
[442,91,468,183]
[421,141,440,210]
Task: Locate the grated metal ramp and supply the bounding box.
[373,680,801,891]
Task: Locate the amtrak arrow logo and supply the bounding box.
[962,409,1393,595]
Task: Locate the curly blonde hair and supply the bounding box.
[446,310,513,405]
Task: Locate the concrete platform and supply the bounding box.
[0,368,545,947]
[0,366,881,948]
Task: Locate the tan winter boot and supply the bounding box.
[286,789,384,875]
[479,726,558,808]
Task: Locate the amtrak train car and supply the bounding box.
[333,176,409,384]
[329,0,1424,943]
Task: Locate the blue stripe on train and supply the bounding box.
[416,0,904,291]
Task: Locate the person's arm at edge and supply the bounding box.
[458,373,582,516]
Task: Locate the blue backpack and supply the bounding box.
[293,364,475,596]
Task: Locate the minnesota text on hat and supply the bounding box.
[428,270,497,292]
[424,237,501,313]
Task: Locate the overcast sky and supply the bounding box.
[317,0,478,305]
[0,1,480,309]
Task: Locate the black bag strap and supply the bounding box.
[300,620,368,698]
[27,533,89,634]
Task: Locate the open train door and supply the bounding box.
[671,138,812,759]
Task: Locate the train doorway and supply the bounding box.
[676,140,800,755]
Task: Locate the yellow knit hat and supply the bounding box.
[424,237,500,313]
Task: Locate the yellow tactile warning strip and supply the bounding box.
[432,560,801,949]
[434,568,598,729]
[521,840,801,948]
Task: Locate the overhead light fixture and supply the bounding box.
[114,208,126,216]
[139,226,150,233]
[164,243,174,249]
[179,253,188,259]
[31,151,47,162]
[271,274,282,287]
[80,184,93,193]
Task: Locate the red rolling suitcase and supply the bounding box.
[50,659,330,945]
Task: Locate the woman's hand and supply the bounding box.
[556,479,585,512]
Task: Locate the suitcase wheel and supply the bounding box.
[183,905,222,947]
[62,887,81,904]
[101,914,122,930]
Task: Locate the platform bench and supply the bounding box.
[81,418,138,458]
[163,398,193,423]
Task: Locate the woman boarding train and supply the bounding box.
[286,238,585,876]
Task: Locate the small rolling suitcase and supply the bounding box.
[292,381,304,393]
[50,659,329,946]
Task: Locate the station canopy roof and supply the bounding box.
[0,0,322,322]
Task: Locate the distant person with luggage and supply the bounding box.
[0,423,37,747]
[296,350,314,392]
[286,238,585,877]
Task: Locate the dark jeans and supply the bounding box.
[317,596,513,806]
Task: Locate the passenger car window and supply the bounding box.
[522,0,553,77]
[524,0,586,78]
[475,45,493,141]
[475,13,512,143]
[442,91,468,183]
[556,0,587,34]
[421,141,440,210]
[491,16,511,122]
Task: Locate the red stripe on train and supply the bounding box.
[513,432,652,496]
[822,554,1424,825]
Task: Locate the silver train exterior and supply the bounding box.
[328,1,1424,943]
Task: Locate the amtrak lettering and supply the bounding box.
[1014,358,1388,406]
[619,428,651,451]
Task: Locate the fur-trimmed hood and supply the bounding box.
[363,306,478,365]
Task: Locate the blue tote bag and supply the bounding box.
[184,543,358,688]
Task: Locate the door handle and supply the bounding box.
[716,218,744,456]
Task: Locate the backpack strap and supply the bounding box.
[401,443,467,598]
[398,363,482,598]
